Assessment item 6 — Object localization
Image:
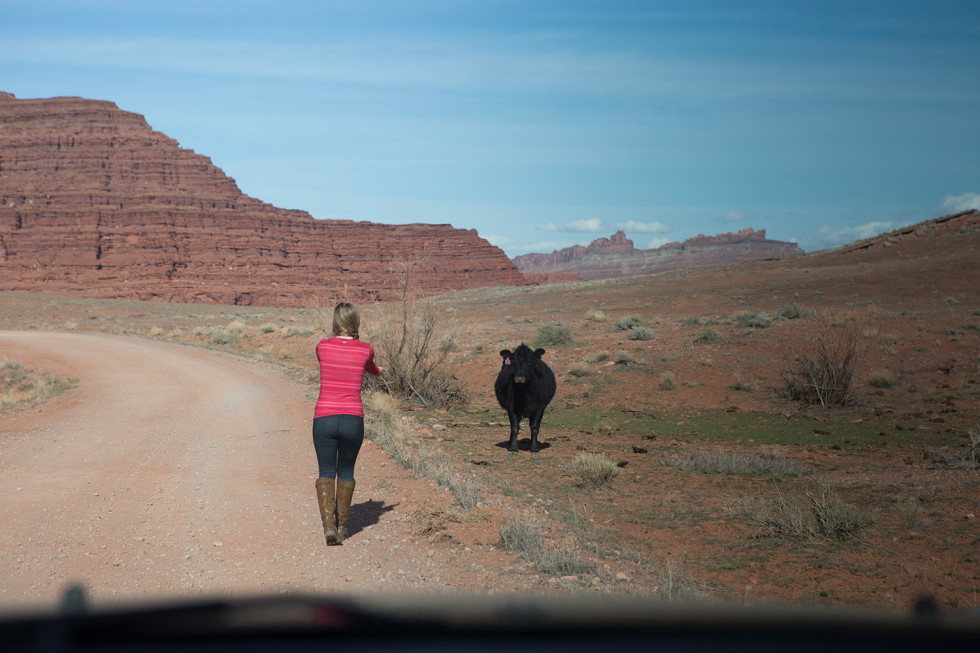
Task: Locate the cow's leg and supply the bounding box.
[529,409,545,453]
[507,411,521,452]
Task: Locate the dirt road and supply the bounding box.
[0,332,540,613]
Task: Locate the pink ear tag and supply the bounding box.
[505,357,511,365]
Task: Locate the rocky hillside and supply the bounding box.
[0,92,526,307]
[513,229,803,280]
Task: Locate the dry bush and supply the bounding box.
[499,514,594,577]
[740,485,873,541]
[585,350,611,364]
[924,424,980,470]
[568,453,621,488]
[0,359,77,412]
[780,316,864,407]
[360,254,467,409]
[735,311,773,329]
[533,322,573,347]
[628,326,656,341]
[693,328,722,345]
[585,309,607,322]
[568,361,591,377]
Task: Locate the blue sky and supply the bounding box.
[2,1,978,257]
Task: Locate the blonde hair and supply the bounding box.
[331,302,360,338]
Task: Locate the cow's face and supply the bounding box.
[502,344,544,384]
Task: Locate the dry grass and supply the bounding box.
[567,453,621,488]
[498,513,595,577]
[0,359,77,412]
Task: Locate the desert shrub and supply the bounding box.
[628,326,656,341]
[728,376,754,392]
[367,300,466,408]
[740,486,873,541]
[210,328,234,345]
[533,322,573,347]
[568,453,621,487]
[659,372,675,390]
[614,351,645,366]
[682,316,701,326]
[778,303,811,320]
[584,350,611,364]
[147,327,165,338]
[260,323,278,334]
[924,425,980,470]
[1,359,77,412]
[568,361,591,378]
[867,370,896,389]
[693,328,722,345]
[615,316,643,331]
[780,318,863,407]
[585,309,606,322]
[350,254,467,408]
[499,515,594,576]
[808,486,875,540]
[225,320,247,334]
[735,311,773,329]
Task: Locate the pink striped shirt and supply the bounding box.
[314,337,381,418]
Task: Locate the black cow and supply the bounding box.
[494,343,557,453]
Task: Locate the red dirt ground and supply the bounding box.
[1,216,978,615]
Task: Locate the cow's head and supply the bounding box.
[500,343,545,384]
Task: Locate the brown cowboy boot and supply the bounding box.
[336,479,356,543]
[315,477,339,546]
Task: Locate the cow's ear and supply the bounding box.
[500,349,513,358]
[534,348,545,358]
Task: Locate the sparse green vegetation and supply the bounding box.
[628,326,656,341]
[614,351,644,366]
[568,361,591,378]
[615,316,642,331]
[668,451,813,477]
[867,370,896,389]
[735,311,773,329]
[584,350,611,364]
[533,322,573,347]
[693,328,722,345]
[778,303,811,320]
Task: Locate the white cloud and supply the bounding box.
[722,211,745,223]
[539,218,603,233]
[645,237,671,249]
[615,220,671,234]
[940,192,980,213]
[816,221,897,247]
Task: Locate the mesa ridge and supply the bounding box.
[0,92,526,307]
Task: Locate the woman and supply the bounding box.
[312,302,382,545]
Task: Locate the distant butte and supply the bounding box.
[0,92,527,307]
[514,229,804,281]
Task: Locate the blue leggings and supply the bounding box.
[312,415,364,482]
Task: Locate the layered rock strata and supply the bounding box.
[0,92,526,306]
[514,229,803,280]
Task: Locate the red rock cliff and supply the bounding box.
[514,228,802,280]
[0,92,526,306]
